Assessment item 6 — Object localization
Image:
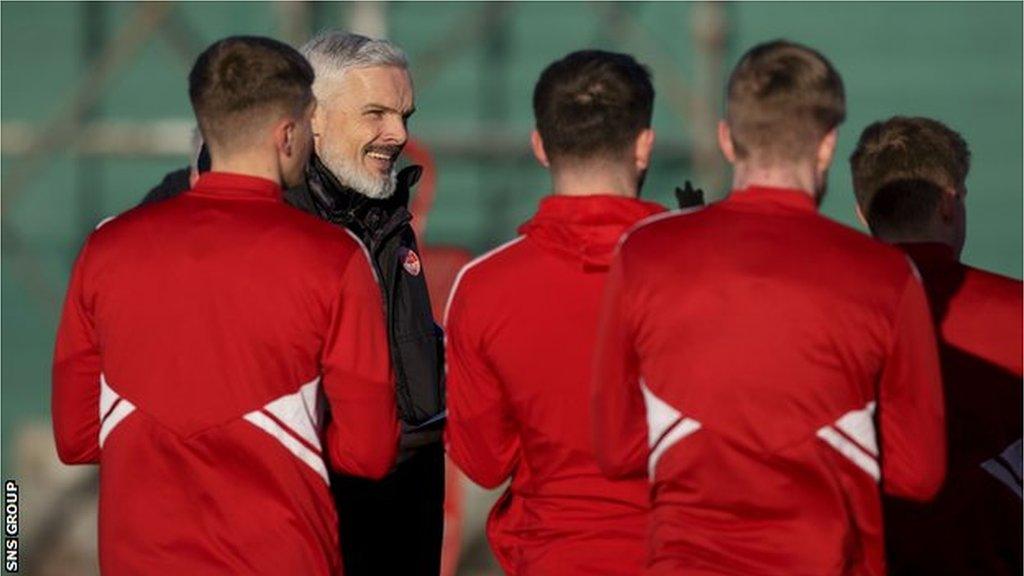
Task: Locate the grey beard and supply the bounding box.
[320,150,397,199]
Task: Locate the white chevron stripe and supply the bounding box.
[648,418,702,477]
[99,373,117,420]
[98,374,136,448]
[833,401,878,456]
[244,411,329,484]
[243,378,328,483]
[261,378,323,452]
[817,426,880,481]
[640,380,701,476]
[99,398,136,448]
[640,380,681,447]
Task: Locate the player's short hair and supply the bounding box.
[725,40,845,162]
[533,50,654,164]
[866,178,946,240]
[849,116,970,212]
[188,36,314,153]
[300,31,408,100]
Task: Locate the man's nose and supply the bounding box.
[382,114,408,145]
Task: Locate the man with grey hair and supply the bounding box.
[140,31,445,576]
[293,30,445,576]
[300,31,412,201]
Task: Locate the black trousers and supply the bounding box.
[332,442,445,576]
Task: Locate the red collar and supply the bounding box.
[524,194,665,227]
[517,194,665,269]
[189,172,284,200]
[726,185,818,212]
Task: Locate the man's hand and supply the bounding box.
[674,180,705,209]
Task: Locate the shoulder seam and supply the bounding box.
[884,267,921,360]
[342,228,381,286]
[443,235,527,325]
[94,215,117,230]
[617,205,706,250]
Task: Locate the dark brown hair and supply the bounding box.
[726,40,845,162]
[189,36,314,151]
[849,116,970,211]
[533,50,654,164]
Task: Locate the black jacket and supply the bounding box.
[297,154,445,435]
[139,156,446,439]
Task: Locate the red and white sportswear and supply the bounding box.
[593,186,946,576]
[446,195,664,575]
[884,242,1022,576]
[52,172,399,575]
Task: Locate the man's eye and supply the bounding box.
[366,110,384,119]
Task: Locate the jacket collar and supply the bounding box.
[304,152,420,237]
[190,172,283,200]
[726,185,818,213]
[518,194,665,269]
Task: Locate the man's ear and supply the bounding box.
[531,130,550,168]
[635,128,655,171]
[936,186,959,222]
[717,120,736,164]
[816,129,838,173]
[273,118,297,158]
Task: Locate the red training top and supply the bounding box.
[593,186,946,576]
[52,172,399,576]
[445,194,664,575]
[884,242,1022,576]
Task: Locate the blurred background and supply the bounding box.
[1,2,1021,574]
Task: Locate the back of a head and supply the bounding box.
[533,50,654,166]
[726,40,845,163]
[189,36,314,155]
[300,31,408,99]
[849,116,970,213]
[866,178,947,242]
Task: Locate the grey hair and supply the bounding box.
[300,31,408,98]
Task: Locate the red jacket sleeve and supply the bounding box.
[321,245,399,480]
[878,272,946,500]
[591,247,648,480]
[52,240,102,465]
[444,272,520,489]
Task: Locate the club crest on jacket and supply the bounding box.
[400,247,422,277]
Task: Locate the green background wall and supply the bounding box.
[2,1,1021,475]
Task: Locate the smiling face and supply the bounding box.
[314,66,415,199]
